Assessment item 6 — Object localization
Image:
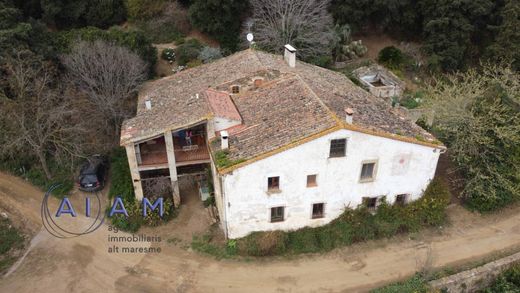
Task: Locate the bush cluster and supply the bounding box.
[371,274,429,293]
[0,217,25,273]
[175,39,203,66]
[378,46,404,69]
[234,178,450,256]
[484,263,520,292]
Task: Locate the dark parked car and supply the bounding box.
[78,155,108,192]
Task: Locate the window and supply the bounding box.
[329,139,347,157]
[362,197,378,211]
[312,203,324,219]
[360,161,377,182]
[270,206,284,222]
[267,176,280,191]
[231,85,240,94]
[395,194,408,206]
[306,175,317,187]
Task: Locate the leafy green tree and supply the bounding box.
[0,2,32,54]
[188,0,247,52]
[486,0,520,71]
[38,0,125,29]
[424,65,520,211]
[420,0,494,71]
[125,0,165,21]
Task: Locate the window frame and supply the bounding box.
[359,159,378,183]
[267,176,280,192]
[270,206,285,223]
[394,194,408,206]
[362,197,379,211]
[306,174,318,188]
[311,203,325,219]
[329,138,347,158]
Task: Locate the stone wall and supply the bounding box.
[429,252,520,292]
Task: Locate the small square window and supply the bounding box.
[312,203,324,219]
[360,162,376,181]
[306,175,317,187]
[231,85,240,94]
[362,197,378,210]
[268,176,280,191]
[271,206,284,222]
[329,139,346,158]
[395,194,408,206]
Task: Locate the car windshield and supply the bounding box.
[80,174,98,184]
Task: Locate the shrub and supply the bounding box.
[161,48,175,62]
[378,46,404,69]
[107,148,178,232]
[126,0,166,21]
[0,218,24,255]
[309,55,333,68]
[108,148,135,202]
[482,263,520,292]
[371,274,430,293]
[198,47,222,64]
[134,19,183,43]
[237,231,288,256]
[175,38,203,66]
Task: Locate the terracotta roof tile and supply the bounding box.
[205,89,241,121]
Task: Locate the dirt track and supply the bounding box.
[0,171,519,292]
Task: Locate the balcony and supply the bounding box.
[173,135,210,166]
[137,134,210,170]
[139,137,168,168]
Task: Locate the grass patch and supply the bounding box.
[214,150,245,169]
[371,274,430,293]
[0,156,73,198]
[0,217,25,274]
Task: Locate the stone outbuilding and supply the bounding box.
[353,64,405,99]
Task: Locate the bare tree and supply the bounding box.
[247,0,334,59]
[0,51,88,179]
[61,40,147,139]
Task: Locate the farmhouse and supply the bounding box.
[120,46,445,239]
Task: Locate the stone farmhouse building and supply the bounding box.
[120,46,445,239]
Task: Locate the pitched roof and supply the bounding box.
[221,75,337,161]
[205,89,241,121]
[121,49,443,168]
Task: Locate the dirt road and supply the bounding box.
[0,171,519,293]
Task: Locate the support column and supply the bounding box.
[125,144,143,201]
[164,131,181,207]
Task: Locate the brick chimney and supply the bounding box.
[345,108,354,124]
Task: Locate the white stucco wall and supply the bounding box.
[220,129,441,239]
[213,117,241,133]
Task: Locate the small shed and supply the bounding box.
[353,65,405,99]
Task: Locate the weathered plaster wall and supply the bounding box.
[221,129,441,239]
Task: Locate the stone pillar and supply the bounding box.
[164,131,181,207]
[206,118,216,140]
[125,144,143,201]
